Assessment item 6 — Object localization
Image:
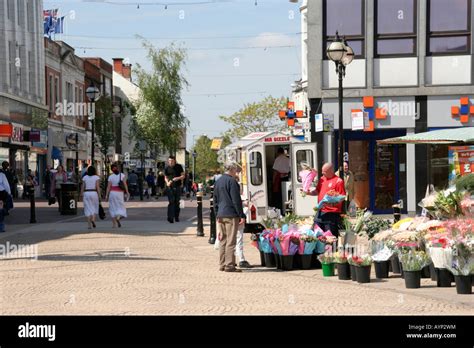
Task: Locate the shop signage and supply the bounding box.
[448,146,474,184]
[210,138,223,150]
[451,97,474,124]
[351,110,364,131]
[323,114,334,132]
[66,133,78,149]
[264,136,290,143]
[29,130,41,142]
[11,126,23,142]
[0,124,13,137]
[315,114,323,132]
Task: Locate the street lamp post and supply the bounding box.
[86,84,101,166]
[326,31,354,181]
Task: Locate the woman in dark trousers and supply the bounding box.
[51,165,67,211]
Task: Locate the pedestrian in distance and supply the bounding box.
[146,170,156,197]
[0,200,6,232]
[80,166,101,229]
[214,161,246,272]
[0,167,11,216]
[51,165,67,212]
[127,170,138,200]
[164,156,185,223]
[157,171,165,198]
[106,163,129,228]
[43,165,53,199]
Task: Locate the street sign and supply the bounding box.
[351,110,364,131]
[315,114,323,132]
[323,114,334,132]
[210,138,223,150]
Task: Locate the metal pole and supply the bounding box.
[139,152,144,201]
[91,113,95,165]
[196,191,204,236]
[338,63,344,181]
[75,133,80,194]
[29,185,36,223]
[208,186,216,244]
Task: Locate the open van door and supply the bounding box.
[247,144,267,224]
[292,143,318,217]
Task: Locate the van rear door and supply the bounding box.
[247,144,267,223]
[291,143,318,217]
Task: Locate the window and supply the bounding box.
[54,76,60,106]
[28,51,34,94]
[296,150,314,183]
[7,0,14,21]
[249,152,263,186]
[428,0,471,54]
[27,0,33,31]
[66,82,73,104]
[8,41,14,86]
[49,75,54,111]
[324,0,365,58]
[375,0,417,56]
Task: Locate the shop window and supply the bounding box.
[375,0,417,57]
[323,0,365,58]
[250,152,263,186]
[430,144,449,190]
[428,0,471,55]
[296,150,314,183]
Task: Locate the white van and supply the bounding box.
[223,131,318,233]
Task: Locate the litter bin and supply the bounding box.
[60,183,78,215]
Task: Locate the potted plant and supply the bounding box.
[351,255,372,283]
[347,255,358,282]
[318,253,335,277]
[334,251,351,280]
[448,240,473,295]
[371,245,392,279]
[400,250,432,289]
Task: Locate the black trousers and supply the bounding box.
[315,211,341,238]
[166,186,182,220]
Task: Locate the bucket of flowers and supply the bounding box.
[350,254,373,283]
[347,255,358,282]
[333,251,351,280]
[299,232,318,269]
[259,230,277,268]
[400,250,432,289]
[276,232,300,271]
[371,245,393,279]
[318,252,335,277]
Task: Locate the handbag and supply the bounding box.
[118,173,126,191]
[98,203,106,220]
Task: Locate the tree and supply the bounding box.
[133,40,189,154]
[219,96,287,140]
[94,95,115,162]
[192,136,220,181]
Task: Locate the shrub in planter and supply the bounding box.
[400,250,431,289]
[454,275,472,294]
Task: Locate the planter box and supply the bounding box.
[454,275,472,295]
[356,265,371,283]
[336,263,351,280]
[390,255,401,274]
[350,264,357,281]
[436,268,453,287]
[374,261,390,279]
[264,253,276,268]
[301,254,312,270]
[404,270,421,289]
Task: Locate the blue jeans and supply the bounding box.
[166,186,182,220]
[314,211,341,238]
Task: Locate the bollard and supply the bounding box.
[27,184,36,223]
[208,186,216,244]
[196,191,204,236]
[392,204,401,223]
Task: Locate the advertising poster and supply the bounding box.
[448,145,474,185]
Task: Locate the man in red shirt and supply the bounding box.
[314,163,346,237]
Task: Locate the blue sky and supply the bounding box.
[43,0,302,148]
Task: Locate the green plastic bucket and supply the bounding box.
[322,263,335,277]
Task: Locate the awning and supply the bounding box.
[377,127,474,145]
[52,146,63,160]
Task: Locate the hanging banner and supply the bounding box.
[315,113,323,132]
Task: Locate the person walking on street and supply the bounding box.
[146,170,156,197]
[314,163,346,238]
[1,161,14,201]
[214,162,246,272]
[127,170,138,200]
[43,165,53,199]
[51,165,67,211]
[157,171,165,197]
[0,168,11,216]
[80,166,101,229]
[164,156,185,223]
[106,164,129,228]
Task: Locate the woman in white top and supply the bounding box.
[105,163,129,228]
[80,166,101,229]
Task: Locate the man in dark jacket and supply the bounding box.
[214,162,245,272]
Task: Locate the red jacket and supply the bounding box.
[316,175,346,213]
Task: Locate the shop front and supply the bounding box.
[333,129,408,214]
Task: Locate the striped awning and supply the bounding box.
[377,127,474,145]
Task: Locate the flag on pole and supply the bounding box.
[54,16,65,34]
[43,9,58,37]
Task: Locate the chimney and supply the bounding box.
[113,58,123,75]
[122,63,132,81]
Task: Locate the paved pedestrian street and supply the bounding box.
[0,201,472,316]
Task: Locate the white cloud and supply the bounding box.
[245,32,298,48]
